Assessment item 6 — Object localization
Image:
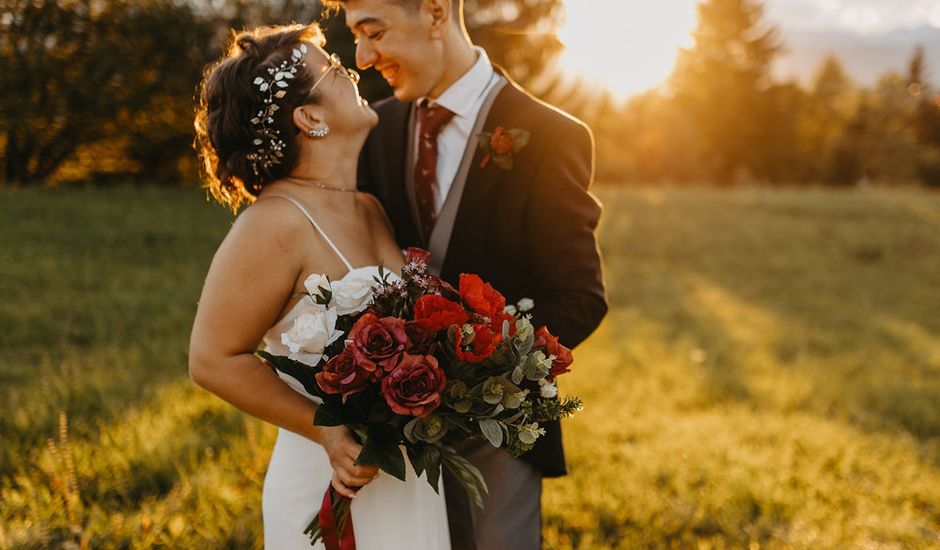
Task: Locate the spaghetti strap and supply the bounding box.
[264,194,354,271]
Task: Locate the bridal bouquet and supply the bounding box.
[258,248,581,548]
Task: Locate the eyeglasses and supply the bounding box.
[309,52,360,95]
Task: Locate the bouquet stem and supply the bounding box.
[304,487,355,549]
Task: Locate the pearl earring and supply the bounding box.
[308,126,329,138]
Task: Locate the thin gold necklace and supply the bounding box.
[283,176,358,193]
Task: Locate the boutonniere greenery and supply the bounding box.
[477,126,531,170]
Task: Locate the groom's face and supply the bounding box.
[344,0,446,102]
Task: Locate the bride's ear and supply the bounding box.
[293,104,328,138]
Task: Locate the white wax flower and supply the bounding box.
[538,378,558,398]
[517,298,534,312]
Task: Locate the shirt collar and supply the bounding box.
[419,47,495,119]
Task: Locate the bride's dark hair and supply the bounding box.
[194,24,325,211]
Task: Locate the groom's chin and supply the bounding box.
[391,84,420,104]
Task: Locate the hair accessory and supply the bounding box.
[245,42,311,178]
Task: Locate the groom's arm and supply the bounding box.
[525,117,607,349]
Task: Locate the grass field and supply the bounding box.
[1,185,939,549]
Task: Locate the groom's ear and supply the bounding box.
[424,0,452,37]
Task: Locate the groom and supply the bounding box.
[329,0,607,547]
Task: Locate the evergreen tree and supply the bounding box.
[804,56,856,182]
[669,0,782,183]
[907,45,940,185]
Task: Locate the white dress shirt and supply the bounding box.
[415,47,501,213]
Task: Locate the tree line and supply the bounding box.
[2,0,939,187]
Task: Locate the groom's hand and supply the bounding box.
[316,425,380,498]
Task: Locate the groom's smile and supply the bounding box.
[342,0,450,102]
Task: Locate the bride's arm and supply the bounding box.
[188,200,376,497]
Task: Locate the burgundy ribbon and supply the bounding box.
[319,487,356,550]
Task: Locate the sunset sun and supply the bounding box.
[557,0,698,98]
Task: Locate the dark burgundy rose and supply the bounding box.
[381,353,447,417]
[348,312,408,379]
[405,320,438,355]
[315,348,369,403]
[533,326,573,378]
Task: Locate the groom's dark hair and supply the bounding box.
[322,0,462,16]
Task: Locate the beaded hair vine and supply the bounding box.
[244,42,311,187]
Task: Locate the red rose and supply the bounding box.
[405,320,437,355]
[533,326,573,378]
[315,348,369,403]
[381,353,446,417]
[404,247,431,268]
[455,323,501,363]
[348,312,408,378]
[459,274,506,320]
[490,127,514,155]
[413,294,470,332]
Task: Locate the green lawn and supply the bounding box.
[1,185,939,549]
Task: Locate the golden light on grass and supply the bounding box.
[557,0,698,98]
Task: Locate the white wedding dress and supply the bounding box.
[260,195,451,549]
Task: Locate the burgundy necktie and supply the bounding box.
[414,101,455,243]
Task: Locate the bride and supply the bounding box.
[188,24,450,549]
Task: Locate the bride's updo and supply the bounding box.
[195,24,325,211]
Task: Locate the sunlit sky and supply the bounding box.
[558,0,940,99]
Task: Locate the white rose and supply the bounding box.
[331,270,380,315]
[303,273,333,306]
[281,300,343,366]
[538,378,558,399]
[517,298,534,312]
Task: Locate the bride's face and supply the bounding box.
[303,45,379,133]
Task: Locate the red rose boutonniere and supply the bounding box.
[477,126,530,170]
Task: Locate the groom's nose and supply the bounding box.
[355,40,379,70]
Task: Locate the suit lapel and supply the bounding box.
[428,77,508,275]
[443,77,528,274]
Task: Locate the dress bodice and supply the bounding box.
[261,265,399,401]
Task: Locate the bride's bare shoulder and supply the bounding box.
[223,196,309,251]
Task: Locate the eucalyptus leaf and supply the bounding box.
[478,419,504,448]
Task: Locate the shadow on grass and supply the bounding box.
[598,187,940,448]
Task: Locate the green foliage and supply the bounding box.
[0,0,219,184]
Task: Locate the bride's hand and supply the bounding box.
[315,425,379,498]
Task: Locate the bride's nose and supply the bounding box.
[355,40,379,70]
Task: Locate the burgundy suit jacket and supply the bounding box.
[358,71,607,477]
